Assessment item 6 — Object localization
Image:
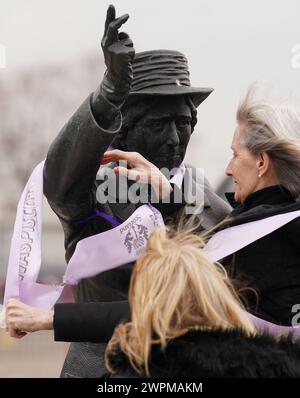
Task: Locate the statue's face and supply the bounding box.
[125,97,193,171]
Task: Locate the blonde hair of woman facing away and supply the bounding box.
[105,228,255,377]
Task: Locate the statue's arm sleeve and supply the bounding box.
[43,94,122,220]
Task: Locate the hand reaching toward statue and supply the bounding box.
[101,149,173,199]
[5,299,54,338]
[96,5,135,109]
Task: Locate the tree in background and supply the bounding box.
[0,54,105,213]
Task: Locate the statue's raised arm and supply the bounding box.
[43,5,135,221]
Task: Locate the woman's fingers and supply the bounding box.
[5,298,54,334]
[114,166,147,182]
[8,327,27,339]
[101,150,172,198]
[101,149,130,164]
[6,299,26,334]
[101,150,148,166]
[113,166,128,176]
[101,149,133,163]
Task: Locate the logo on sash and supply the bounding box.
[120,207,162,255]
[124,223,149,254]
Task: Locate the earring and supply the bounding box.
[258,173,262,178]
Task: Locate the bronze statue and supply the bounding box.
[44,5,230,377]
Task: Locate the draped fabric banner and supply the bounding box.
[203,209,300,262]
[248,313,300,337]
[64,205,164,285]
[3,160,64,309]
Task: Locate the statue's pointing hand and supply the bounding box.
[100,5,135,109]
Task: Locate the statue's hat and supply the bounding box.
[129,50,213,107]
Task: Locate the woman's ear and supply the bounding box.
[257,152,270,177]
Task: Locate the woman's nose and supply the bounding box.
[225,163,233,176]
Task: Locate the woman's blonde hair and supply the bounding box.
[237,84,300,199]
[105,228,256,376]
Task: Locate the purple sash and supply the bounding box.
[248,313,300,337]
[2,161,64,310]
[204,210,300,262]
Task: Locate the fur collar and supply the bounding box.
[108,329,300,378]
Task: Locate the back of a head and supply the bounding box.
[237,84,300,199]
[106,228,255,376]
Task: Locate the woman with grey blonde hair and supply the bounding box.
[221,85,300,325]
[233,86,300,200]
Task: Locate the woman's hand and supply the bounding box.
[101,149,173,200]
[5,299,54,338]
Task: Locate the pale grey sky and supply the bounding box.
[1,0,300,185]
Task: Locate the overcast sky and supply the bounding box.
[1,0,300,186]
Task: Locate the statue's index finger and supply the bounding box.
[104,4,116,35]
[111,14,129,31]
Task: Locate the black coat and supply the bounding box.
[54,301,130,343]
[107,329,300,378]
[223,185,300,325]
